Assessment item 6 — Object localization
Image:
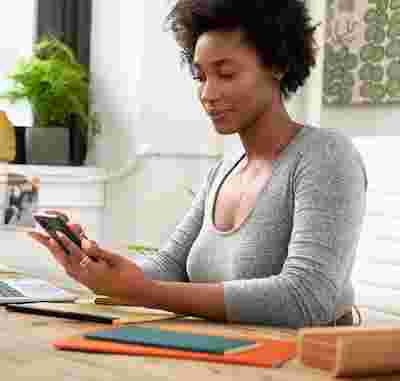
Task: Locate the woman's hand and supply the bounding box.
[28,230,155,304]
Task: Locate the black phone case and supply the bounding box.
[34,215,82,255]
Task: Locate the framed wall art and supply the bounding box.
[323,0,400,105]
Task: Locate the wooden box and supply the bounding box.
[297,326,400,377]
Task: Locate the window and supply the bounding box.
[0,0,36,126]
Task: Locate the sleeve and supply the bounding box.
[132,161,222,282]
[222,137,367,328]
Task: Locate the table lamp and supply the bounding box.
[0,111,16,162]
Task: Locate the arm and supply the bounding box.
[28,161,225,321]
[132,162,222,282]
[145,281,226,321]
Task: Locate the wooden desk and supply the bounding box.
[1,307,399,381]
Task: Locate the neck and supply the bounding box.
[238,97,301,165]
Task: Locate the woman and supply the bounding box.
[29,0,367,328]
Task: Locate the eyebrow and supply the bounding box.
[192,58,236,70]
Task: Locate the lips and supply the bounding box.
[207,110,230,122]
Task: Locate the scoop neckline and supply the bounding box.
[211,125,310,236]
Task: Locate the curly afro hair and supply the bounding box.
[165,0,318,98]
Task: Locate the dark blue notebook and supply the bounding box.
[84,326,257,354]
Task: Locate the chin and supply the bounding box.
[213,122,239,135]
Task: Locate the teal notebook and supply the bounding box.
[84,326,257,354]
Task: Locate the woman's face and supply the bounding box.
[193,29,278,135]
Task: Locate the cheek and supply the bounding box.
[231,80,270,110]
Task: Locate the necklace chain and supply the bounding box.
[237,170,247,207]
[231,127,300,211]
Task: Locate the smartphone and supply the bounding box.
[33,212,82,255]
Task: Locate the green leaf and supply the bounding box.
[386,79,400,97]
[388,22,400,38]
[359,63,384,82]
[360,44,385,62]
[364,8,388,24]
[387,61,400,80]
[0,36,91,129]
[365,24,386,44]
[391,0,400,10]
[360,81,386,101]
[385,39,400,58]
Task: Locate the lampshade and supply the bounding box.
[0,111,16,162]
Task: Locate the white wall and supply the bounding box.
[322,105,400,137]
[90,1,219,247]
[0,0,35,126]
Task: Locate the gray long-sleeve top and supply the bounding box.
[134,126,367,328]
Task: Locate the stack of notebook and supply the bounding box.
[54,325,297,368]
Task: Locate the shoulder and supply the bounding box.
[298,126,365,169]
[300,126,361,160]
[294,126,368,189]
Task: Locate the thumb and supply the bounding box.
[82,240,119,266]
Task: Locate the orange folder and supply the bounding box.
[54,335,296,368]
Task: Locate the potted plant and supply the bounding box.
[0,36,93,165]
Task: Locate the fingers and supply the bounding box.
[29,231,64,256]
[81,239,118,266]
[56,232,83,257]
[28,232,69,268]
[53,233,96,277]
[79,255,91,268]
[68,223,88,239]
[29,231,50,247]
[30,230,114,278]
[29,231,109,290]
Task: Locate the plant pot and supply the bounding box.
[69,125,87,166]
[26,126,71,165]
[14,124,87,166]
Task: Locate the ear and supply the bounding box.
[272,72,284,81]
[271,65,288,81]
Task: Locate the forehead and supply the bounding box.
[193,29,256,67]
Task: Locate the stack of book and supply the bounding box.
[54,325,297,368]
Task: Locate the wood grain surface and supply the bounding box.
[2,308,400,381]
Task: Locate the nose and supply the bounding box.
[199,78,221,104]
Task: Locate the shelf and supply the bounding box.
[5,164,108,184]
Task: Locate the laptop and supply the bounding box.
[0,172,78,304]
[0,278,78,304]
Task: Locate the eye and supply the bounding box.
[192,73,205,82]
[190,65,205,82]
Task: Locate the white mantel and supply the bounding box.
[0,164,106,290]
